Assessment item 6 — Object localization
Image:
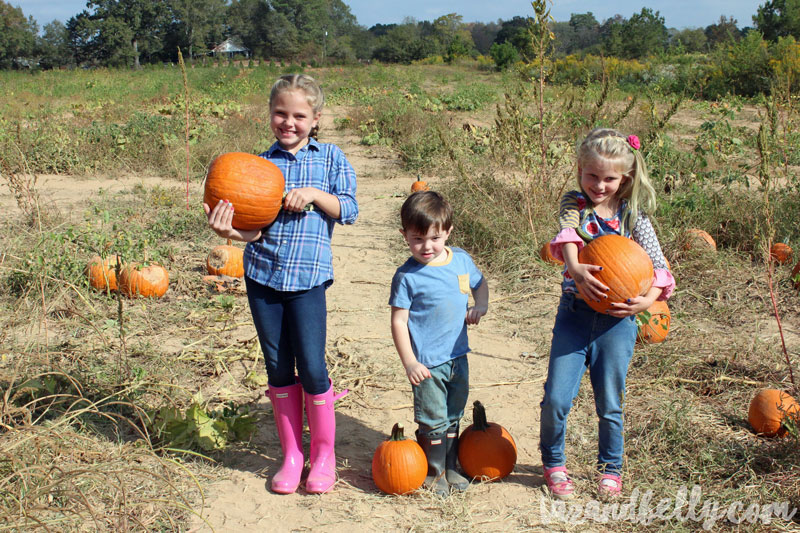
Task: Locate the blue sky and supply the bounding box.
[17,0,765,30]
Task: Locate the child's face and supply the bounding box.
[270,89,321,154]
[401,224,452,265]
[578,157,627,210]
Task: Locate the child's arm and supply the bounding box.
[203,200,262,242]
[390,306,432,385]
[466,279,489,325]
[562,242,608,302]
[607,286,663,318]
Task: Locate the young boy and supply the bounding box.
[389,191,489,496]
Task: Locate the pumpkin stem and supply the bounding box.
[390,423,406,441]
[472,401,490,431]
[416,175,421,182]
[226,238,232,246]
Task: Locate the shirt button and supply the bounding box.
[277,266,282,270]
[282,240,287,244]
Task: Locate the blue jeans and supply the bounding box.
[539,293,637,475]
[245,277,330,395]
[413,355,469,436]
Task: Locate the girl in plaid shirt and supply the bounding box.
[205,74,358,494]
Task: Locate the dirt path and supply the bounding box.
[186,111,563,532]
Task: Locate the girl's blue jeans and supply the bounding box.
[413,355,469,436]
[539,292,637,476]
[245,277,330,395]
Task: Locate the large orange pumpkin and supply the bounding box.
[748,389,800,437]
[87,255,122,292]
[539,242,563,265]
[204,152,285,230]
[636,300,671,344]
[372,423,427,495]
[458,401,517,481]
[770,243,793,265]
[682,229,716,252]
[577,234,654,314]
[118,263,170,299]
[207,239,244,277]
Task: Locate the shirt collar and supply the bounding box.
[266,137,321,157]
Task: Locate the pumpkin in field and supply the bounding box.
[372,423,427,495]
[539,242,563,265]
[770,243,793,265]
[204,152,285,230]
[87,255,122,292]
[682,229,716,252]
[410,175,429,193]
[636,300,671,344]
[458,401,517,481]
[576,234,654,314]
[207,239,244,277]
[748,389,800,437]
[118,263,170,299]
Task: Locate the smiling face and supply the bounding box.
[579,157,628,213]
[401,224,452,265]
[269,89,321,154]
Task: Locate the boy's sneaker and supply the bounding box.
[598,473,622,501]
[543,465,575,500]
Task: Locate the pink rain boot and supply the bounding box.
[266,382,304,494]
[304,381,348,494]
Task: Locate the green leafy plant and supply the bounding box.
[149,401,256,452]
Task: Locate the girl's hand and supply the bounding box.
[606,289,660,318]
[569,262,609,303]
[203,200,261,242]
[405,362,432,386]
[283,187,317,212]
[466,305,487,325]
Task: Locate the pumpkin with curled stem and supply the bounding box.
[458,401,517,481]
[119,263,169,299]
[207,239,244,277]
[204,152,285,230]
[770,243,792,265]
[576,234,654,314]
[87,255,122,292]
[372,423,427,495]
[410,175,429,193]
[748,389,800,437]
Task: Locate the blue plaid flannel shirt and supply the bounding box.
[243,138,358,291]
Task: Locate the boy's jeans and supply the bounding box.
[245,277,330,395]
[413,355,469,436]
[539,293,637,475]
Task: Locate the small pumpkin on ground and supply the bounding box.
[119,263,170,299]
[204,152,285,230]
[770,243,793,265]
[682,229,716,252]
[87,255,122,292]
[207,239,244,278]
[539,242,563,265]
[636,300,671,344]
[748,389,800,437]
[372,423,427,495]
[576,234,654,314]
[458,401,517,481]
[410,175,429,193]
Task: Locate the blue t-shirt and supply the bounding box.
[389,247,484,368]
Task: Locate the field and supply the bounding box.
[1,61,800,532]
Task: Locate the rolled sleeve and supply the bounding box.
[550,228,585,262]
[331,147,358,225]
[653,268,676,301]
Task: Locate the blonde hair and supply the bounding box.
[576,128,656,231]
[269,74,324,138]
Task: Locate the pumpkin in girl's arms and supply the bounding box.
[748,389,800,437]
[636,300,671,344]
[770,243,792,265]
[682,228,716,252]
[87,255,122,292]
[204,152,285,230]
[118,263,169,299]
[577,234,654,314]
[372,423,427,495]
[207,239,244,278]
[458,401,517,481]
[539,242,563,265]
[410,175,429,193]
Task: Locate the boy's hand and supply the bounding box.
[466,305,487,325]
[405,362,431,385]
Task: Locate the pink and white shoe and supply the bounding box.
[543,465,575,500]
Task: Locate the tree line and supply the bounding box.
[1,0,799,70]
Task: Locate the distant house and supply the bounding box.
[212,38,250,58]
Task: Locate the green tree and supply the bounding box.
[708,30,771,97]
[599,15,626,57]
[755,0,800,40]
[621,8,668,58]
[0,1,37,68]
[469,21,500,55]
[671,27,708,53]
[37,20,74,69]
[494,16,534,59]
[85,0,171,67]
[705,15,741,47]
[167,0,227,60]
[489,40,519,69]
